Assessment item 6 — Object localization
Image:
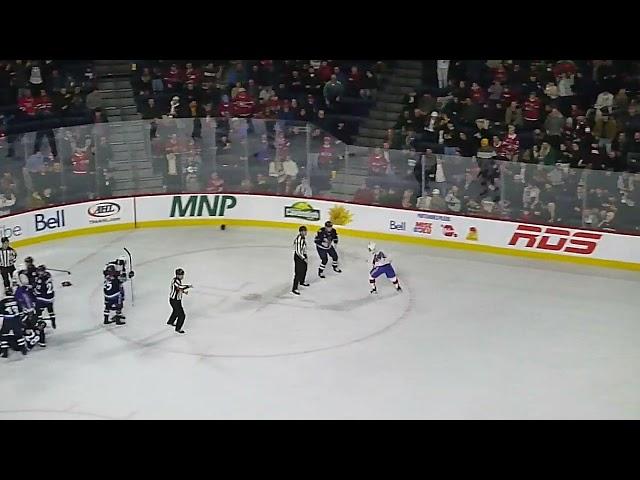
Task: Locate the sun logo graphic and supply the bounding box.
[328,205,353,226]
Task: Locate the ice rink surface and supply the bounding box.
[1,226,639,419]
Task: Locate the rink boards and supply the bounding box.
[2,194,639,271]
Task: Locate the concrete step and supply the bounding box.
[377,92,405,103]
[362,119,396,130]
[396,60,423,69]
[385,85,416,95]
[112,166,155,178]
[102,97,137,108]
[374,101,404,113]
[358,127,389,139]
[369,110,401,121]
[109,141,146,152]
[353,136,385,148]
[101,89,135,100]
[98,79,133,90]
[111,150,150,162]
[113,177,164,192]
[96,64,131,76]
[394,68,423,79]
[389,76,422,88]
[105,105,138,116]
[107,131,147,143]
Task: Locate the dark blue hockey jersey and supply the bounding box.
[0,296,21,320]
[103,275,122,299]
[314,227,339,250]
[34,272,54,303]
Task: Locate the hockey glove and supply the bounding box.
[128,271,135,278]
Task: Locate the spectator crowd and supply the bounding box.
[361,60,640,233]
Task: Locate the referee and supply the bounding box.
[292,226,310,295]
[0,237,17,296]
[167,268,192,334]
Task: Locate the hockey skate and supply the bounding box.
[291,289,300,295]
[114,315,126,325]
[300,282,310,287]
[318,269,326,279]
[1,350,7,358]
[332,266,342,273]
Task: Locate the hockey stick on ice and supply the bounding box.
[49,268,72,275]
[124,247,134,306]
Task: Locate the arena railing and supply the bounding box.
[0,118,638,235]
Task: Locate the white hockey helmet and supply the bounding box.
[367,242,377,253]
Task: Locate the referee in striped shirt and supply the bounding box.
[0,237,17,295]
[167,268,192,334]
[292,226,310,295]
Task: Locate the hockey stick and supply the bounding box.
[124,247,134,306]
[48,268,72,275]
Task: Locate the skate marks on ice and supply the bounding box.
[98,243,416,358]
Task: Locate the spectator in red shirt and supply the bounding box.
[523,92,542,129]
[353,180,375,204]
[35,89,53,116]
[318,136,336,170]
[318,61,332,82]
[164,64,184,92]
[470,82,486,104]
[184,62,201,86]
[18,90,37,118]
[206,172,225,193]
[231,88,255,118]
[368,147,389,175]
[501,125,521,160]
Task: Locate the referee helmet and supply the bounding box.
[298,226,307,232]
[175,268,185,276]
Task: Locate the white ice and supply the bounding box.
[1,226,639,419]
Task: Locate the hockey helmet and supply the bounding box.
[1,236,9,244]
[175,268,185,277]
[299,225,307,232]
[24,256,34,265]
[324,221,333,228]
[36,264,47,274]
[368,242,377,253]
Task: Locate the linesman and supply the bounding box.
[167,268,192,334]
[0,237,17,296]
[292,226,310,295]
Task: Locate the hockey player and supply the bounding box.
[15,274,45,348]
[34,265,56,329]
[0,289,28,358]
[314,221,342,278]
[367,242,402,294]
[103,264,125,325]
[104,256,134,305]
[22,256,38,288]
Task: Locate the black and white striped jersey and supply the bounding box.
[0,247,17,268]
[293,234,307,259]
[169,277,187,301]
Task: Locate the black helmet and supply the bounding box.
[1,237,9,243]
[299,225,307,232]
[36,265,47,274]
[175,268,185,276]
[25,256,34,264]
[324,221,333,228]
